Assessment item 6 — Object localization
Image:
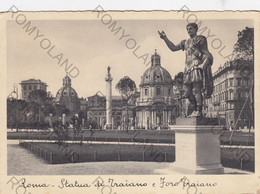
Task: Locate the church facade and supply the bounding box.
[136,51,175,130]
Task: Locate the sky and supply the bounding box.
[7,19,253,99]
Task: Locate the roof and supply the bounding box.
[54,75,79,102]
[54,86,79,102]
[140,63,173,87]
[140,50,173,87]
[20,79,47,86]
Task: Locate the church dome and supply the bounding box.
[140,50,173,87]
[54,75,79,103]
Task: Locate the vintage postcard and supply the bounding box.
[0,6,260,194]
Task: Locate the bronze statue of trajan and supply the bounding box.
[159,23,214,117]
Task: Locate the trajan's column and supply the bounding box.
[105,66,113,130]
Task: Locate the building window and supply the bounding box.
[156,88,161,95]
[240,79,243,86]
[34,85,37,90]
[23,85,27,90]
[145,88,148,96]
[29,85,32,90]
[245,79,248,87]
[229,90,233,100]
[229,78,233,87]
[237,78,241,86]
[168,88,171,95]
[245,79,249,86]
[238,91,241,99]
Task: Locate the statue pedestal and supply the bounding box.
[168,117,224,174]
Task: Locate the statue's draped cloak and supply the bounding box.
[179,35,213,99]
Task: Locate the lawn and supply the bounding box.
[19,142,254,172]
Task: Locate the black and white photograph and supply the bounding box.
[1,9,260,194]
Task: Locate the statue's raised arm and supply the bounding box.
[158,30,167,39]
[158,30,182,52]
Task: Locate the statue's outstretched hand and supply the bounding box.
[158,31,167,40]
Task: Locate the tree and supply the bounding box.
[53,104,70,117]
[233,27,254,61]
[233,27,254,127]
[27,90,55,125]
[172,72,185,98]
[172,72,186,117]
[7,98,27,129]
[116,76,137,130]
[116,76,137,100]
[27,90,48,123]
[27,90,48,105]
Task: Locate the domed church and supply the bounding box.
[136,50,175,130]
[53,74,80,113]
